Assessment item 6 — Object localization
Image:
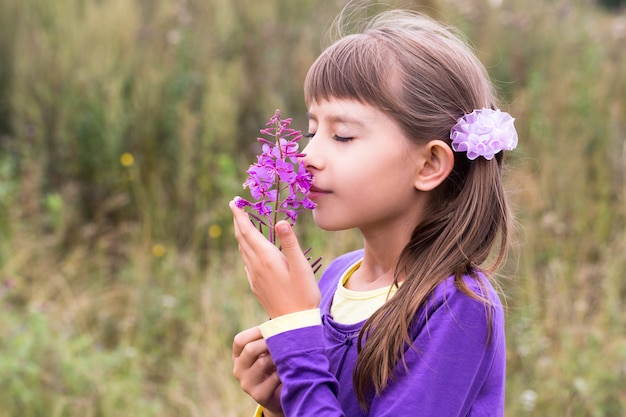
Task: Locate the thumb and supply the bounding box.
[275,221,302,256]
[275,220,321,311]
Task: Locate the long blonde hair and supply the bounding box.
[304,9,511,409]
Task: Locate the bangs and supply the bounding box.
[304,34,397,108]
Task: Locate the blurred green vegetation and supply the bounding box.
[0,0,624,415]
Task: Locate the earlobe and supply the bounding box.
[414,140,454,191]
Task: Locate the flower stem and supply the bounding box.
[271,119,283,244]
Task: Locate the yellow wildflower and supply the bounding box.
[120,152,134,167]
[208,224,222,238]
[152,244,166,257]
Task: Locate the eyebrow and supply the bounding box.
[307,112,364,127]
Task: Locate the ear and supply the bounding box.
[414,140,454,191]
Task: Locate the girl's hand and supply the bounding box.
[232,327,283,416]
[230,200,321,318]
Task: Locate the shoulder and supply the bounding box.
[419,272,505,342]
[318,249,363,287]
[326,248,365,267]
[431,271,503,310]
[317,249,363,305]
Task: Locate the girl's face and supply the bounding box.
[301,98,428,237]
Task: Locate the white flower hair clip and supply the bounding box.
[450,109,518,160]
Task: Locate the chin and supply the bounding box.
[312,212,333,231]
[312,212,352,232]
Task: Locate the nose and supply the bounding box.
[300,138,323,171]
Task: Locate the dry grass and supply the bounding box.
[0,0,624,415]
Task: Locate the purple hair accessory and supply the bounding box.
[450,109,518,160]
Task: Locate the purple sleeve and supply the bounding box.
[263,252,358,416]
[266,325,346,416]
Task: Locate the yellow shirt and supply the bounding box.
[330,259,399,324]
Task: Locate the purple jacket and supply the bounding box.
[265,250,506,416]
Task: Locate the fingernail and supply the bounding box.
[276,222,289,234]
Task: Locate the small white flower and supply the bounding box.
[520,389,538,412]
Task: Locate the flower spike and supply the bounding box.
[236,109,321,272]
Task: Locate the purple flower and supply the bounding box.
[291,162,314,194]
[238,109,316,245]
[450,109,518,160]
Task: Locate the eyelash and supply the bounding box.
[304,133,353,142]
[333,135,353,142]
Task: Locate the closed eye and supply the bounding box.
[333,135,353,142]
[304,133,353,142]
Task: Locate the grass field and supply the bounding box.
[0,0,625,415]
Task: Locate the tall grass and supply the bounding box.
[0,0,624,415]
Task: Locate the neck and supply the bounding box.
[347,222,415,291]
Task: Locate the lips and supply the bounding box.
[310,185,329,193]
[308,185,331,199]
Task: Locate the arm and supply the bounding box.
[230,201,336,415]
[265,280,505,417]
[265,325,345,417]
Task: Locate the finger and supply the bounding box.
[274,220,302,255]
[232,327,263,358]
[233,340,272,381]
[235,348,276,378]
[243,371,282,405]
[231,200,283,256]
[230,201,273,265]
[230,200,254,248]
[230,199,258,239]
[274,220,321,313]
[275,220,311,276]
[229,201,258,269]
[230,202,250,248]
[233,346,277,392]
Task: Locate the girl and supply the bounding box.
[230,8,517,417]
